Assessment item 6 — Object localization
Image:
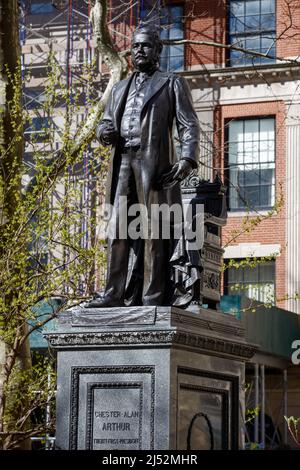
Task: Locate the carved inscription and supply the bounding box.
[87,383,142,450]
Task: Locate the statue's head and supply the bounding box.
[131,26,163,72]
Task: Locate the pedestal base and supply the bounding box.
[46,306,256,450]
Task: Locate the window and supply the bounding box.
[228,0,276,66]
[225,259,275,304]
[30,2,56,14]
[226,117,275,210]
[25,117,53,141]
[24,90,47,109]
[140,4,184,72]
[160,6,184,72]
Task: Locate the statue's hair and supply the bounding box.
[132,25,162,48]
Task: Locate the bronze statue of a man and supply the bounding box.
[89,26,200,308]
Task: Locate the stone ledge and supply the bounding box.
[44,306,257,360]
[55,305,246,338]
[45,328,256,360]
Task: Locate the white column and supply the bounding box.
[286,124,300,313]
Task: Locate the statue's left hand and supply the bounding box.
[161,160,193,188]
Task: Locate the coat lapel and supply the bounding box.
[114,73,136,130]
[113,71,169,126]
[141,71,169,114]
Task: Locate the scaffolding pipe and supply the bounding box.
[66,0,72,90]
[20,1,27,81]
[260,364,265,448]
[254,363,259,443]
[45,365,52,450]
[283,369,288,444]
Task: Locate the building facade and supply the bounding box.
[180,0,300,315]
[21,0,300,314]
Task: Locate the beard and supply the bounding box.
[132,55,159,72]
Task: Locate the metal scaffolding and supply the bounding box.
[245,363,289,449]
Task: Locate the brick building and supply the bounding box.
[179,0,300,316]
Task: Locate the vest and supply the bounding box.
[120,73,149,148]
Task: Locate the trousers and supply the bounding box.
[104,149,169,306]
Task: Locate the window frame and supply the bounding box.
[159,4,184,72]
[227,0,277,67]
[225,116,276,212]
[224,258,276,303]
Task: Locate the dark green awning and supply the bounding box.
[221,295,300,360]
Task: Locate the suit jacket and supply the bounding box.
[96,70,200,206]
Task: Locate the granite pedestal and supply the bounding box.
[45,306,256,450]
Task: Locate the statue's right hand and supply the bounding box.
[101,125,118,145]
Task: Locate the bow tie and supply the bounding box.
[136,73,148,88]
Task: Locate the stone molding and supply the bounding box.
[46,329,255,359]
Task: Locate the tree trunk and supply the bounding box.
[0,0,31,450]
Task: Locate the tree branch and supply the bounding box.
[24,0,129,195]
[164,38,299,65]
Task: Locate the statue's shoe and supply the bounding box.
[84,296,124,308]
